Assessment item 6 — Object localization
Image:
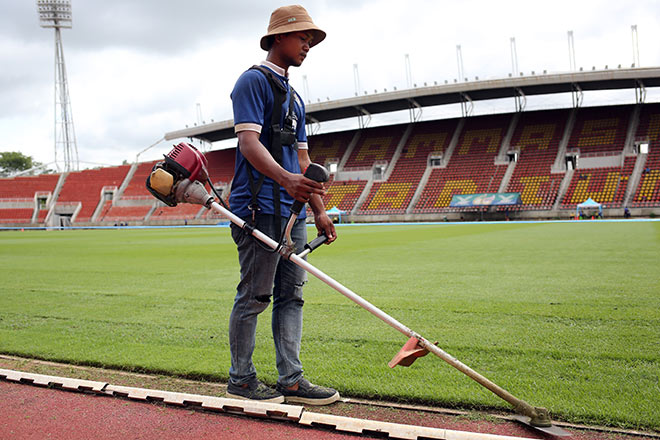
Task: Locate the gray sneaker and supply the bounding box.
[226,380,285,403]
[276,377,340,405]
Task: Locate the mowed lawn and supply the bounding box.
[1,221,659,430]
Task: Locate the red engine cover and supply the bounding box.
[166,142,209,182]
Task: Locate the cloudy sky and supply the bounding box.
[1,0,659,169]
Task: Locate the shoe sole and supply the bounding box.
[225,391,285,404]
[282,391,340,406]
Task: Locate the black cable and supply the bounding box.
[208,178,230,211]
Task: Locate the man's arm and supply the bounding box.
[298,148,337,244]
[237,130,325,203]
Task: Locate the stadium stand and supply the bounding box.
[559,156,636,208]
[0,173,60,224]
[5,103,660,227]
[0,174,59,200]
[205,148,236,185]
[313,125,407,214]
[556,105,637,209]
[319,175,368,213]
[343,125,404,170]
[56,165,130,222]
[359,119,457,214]
[99,203,153,223]
[0,208,35,223]
[632,103,660,207]
[308,129,366,213]
[413,113,510,213]
[122,160,159,199]
[504,109,568,210]
[567,105,631,154]
[308,130,356,167]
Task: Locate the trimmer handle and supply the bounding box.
[304,233,329,253]
[290,163,330,215]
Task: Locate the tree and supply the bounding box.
[0,151,37,177]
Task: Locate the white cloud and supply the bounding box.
[1,0,659,167]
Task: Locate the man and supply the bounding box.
[226,5,339,405]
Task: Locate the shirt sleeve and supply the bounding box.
[294,90,308,150]
[231,70,268,134]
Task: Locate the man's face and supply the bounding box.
[275,31,314,67]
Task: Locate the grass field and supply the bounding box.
[1,221,659,430]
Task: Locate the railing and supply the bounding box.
[0,198,34,202]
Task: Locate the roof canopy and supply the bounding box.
[165,67,660,143]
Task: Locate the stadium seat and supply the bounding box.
[631,104,660,207]
[359,119,457,214]
[413,113,510,213]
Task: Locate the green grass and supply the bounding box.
[1,222,659,430]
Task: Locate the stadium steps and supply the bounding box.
[406,165,433,214]
[495,112,520,164]
[623,152,648,206]
[440,117,464,167]
[337,130,361,170]
[497,160,517,193]
[552,108,577,172]
[115,162,139,200]
[623,104,642,155]
[553,169,574,210]
[382,123,414,181]
[351,179,373,215]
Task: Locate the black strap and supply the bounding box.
[244,65,295,240]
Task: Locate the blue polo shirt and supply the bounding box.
[229,61,308,219]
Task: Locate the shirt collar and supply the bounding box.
[261,60,288,78]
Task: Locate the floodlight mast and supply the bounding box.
[37,0,79,172]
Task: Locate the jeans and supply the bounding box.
[229,214,308,387]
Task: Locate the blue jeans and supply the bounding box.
[229,214,308,387]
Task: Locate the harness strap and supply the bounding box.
[244,65,297,240]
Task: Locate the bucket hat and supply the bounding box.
[260,5,326,51]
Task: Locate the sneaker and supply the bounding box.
[276,377,340,406]
[226,380,285,403]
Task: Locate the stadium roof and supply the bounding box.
[164,67,660,143]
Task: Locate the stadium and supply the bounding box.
[1,2,660,440]
[2,65,660,226]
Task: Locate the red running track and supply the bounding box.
[0,381,364,440]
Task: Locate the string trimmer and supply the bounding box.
[146,142,570,437]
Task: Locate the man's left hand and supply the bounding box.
[314,212,336,244]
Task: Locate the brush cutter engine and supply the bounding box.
[146,142,214,207]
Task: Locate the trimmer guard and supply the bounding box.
[388,337,430,368]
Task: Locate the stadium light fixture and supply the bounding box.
[37,0,72,29]
[36,0,78,172]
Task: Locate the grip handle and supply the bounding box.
[290,163,330,215]
[304,233,329,253]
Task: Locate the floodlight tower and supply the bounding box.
[37,0,79,172]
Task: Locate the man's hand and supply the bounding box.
[282,172,326,203]
[313,211,336,244]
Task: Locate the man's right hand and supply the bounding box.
[282,172,326,203]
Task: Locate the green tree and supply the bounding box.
[0,151,37,177]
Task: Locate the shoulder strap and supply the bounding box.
[244,65,291,236]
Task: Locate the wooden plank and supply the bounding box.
[0,368,107,393]
[299,412,538,440]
